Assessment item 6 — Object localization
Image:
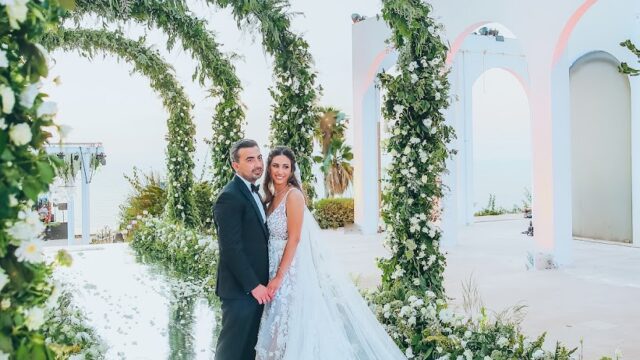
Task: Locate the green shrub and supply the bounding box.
[313,198,354,229]
[119,168,167,230]
[193,181,215,233]
[130,216,218,287]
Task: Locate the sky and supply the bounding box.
[42,1,530,233]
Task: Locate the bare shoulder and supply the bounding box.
[286,187,306,208]
[287,188,304,201]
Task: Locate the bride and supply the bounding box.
[255,146,406,359]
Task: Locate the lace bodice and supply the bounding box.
[266,191,290,243]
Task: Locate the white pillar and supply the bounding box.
[81,151,91,245]
[67,191,75,246]
[353,84,380,234]
[461,52,475,225]
[549,54,573,265]
[630,75,640,247]
[529,55,573,267]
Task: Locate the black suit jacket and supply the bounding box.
[213,175,269,299]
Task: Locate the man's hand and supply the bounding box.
[251,284,272,304]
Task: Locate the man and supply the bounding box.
[214,139,271,360]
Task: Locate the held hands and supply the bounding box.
[251,284,273,305]
[266,275,283,298]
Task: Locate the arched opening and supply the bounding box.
[472,68,532,219]
[446,21,531,225]
[570,51,632,243]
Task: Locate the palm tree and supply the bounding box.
[314,107,353,197]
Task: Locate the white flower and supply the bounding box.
[463,349,473,360]
[1,0,29,29]
[405,347,414,359]
[496,336,509,347]
[36,101,58,118]
[484,357,492,360]
[410,74,419,83]
[0,50,8,68]
[0,299,10,310]
[0,351,8,360]
[0,118,6,130]
[9,123,31,146]
[19,83,39,108]
[7,209,44,241]
[0,85,15,114]
[15,239,44,264]
[423,118,432,128]
[24,307,45,330]
[438,308,453,324]
[0,268,8,291]
[393,104,405,114]
[532,349,545,359]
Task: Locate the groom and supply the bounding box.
[214,139,271,360]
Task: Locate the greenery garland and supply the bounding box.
[0,1,75,357]
[67,0,246,199]
[377,0,455,298]
[207,0,320,201]
[43,28,198,227]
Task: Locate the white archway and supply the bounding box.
[570,51,632,243]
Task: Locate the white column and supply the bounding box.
[81,150,91,245]
[630,76,640,247]
[528,55,573,267]
[67,191,75,246]
[549,55,573,265]
[462,52,475,225]
[353,85,380,234]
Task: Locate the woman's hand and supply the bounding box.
[267,275,283,297]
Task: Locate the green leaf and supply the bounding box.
[28,342,48,360]
[22,178,42,200]
[59,0,77,11]
[36,161,55,184]
[0,130,7,155]
[0,332,13,353]
[0,148,15,161]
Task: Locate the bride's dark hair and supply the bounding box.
[263,146,304,206]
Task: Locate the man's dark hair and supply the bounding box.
[229,139,259,163]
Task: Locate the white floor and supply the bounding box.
[324,216,640,359]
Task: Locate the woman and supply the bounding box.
[255,146,406,360]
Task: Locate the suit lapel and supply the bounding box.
[234,175,269,238]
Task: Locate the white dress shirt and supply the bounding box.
[238,175,266,222]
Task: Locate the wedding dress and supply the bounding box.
[255,189,406,360]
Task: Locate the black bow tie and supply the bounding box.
[251,184,260,193]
